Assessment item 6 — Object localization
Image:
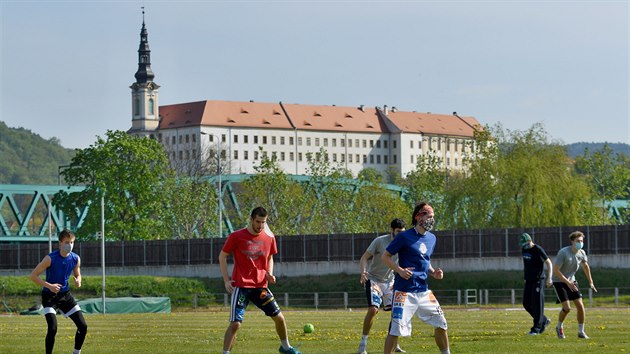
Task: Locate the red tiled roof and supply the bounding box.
[158,100,294,130]
[280,103,386,133]
[385,111,481,137]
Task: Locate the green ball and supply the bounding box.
[303,323,314,333]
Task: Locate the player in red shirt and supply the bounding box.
[219,206,301,354]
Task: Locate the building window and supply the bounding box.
[234,135,238,143]
[348,139,352,148]
[179,151,183,160]
[254,136,258,144]
[306,137,311,146]
[272,136,277,145]
[411,155,414,163]
[254,151,259,160]
[370,155,374,164]
[323,138,328,147]
[376,155,381,164]
[220,150,226,159]
[393,155,397,164]
[384,155,388,164]
[454,158,458,167]
[355,139,359,148]
[281,152,285,161]
[384,140,388,149]
[341,154,345,162]
[356,154,360,163]
[363,154,367,163]
[332,138,337,147]
[244,151,249,160]
[289,136,294,145]
[290,152,294,161]
[192,134,196,143]
[263,136,268,144]
[332,154,337,162]
[446,157,450,166]
[185,150,190,159]
[244,135,249,144]
[298,153,303,161]
[349,154,353,163]
[221,134,226,143]
[362,140,367,148]
[186,135,190,143]
[370,140,374,148]
[315,138,320,146]
[172,136,176,144]
[179,135,183,144]
[410,140,414,148]
[192,149,196,158]
[297,137,302,145]
[376,140,380,148]
[340,139,344,147]
[393,140,397,149]
[280,136,285,145]
[134,98,140,115]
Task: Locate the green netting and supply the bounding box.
[20,297,171,315]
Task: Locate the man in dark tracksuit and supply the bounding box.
[520,233,553,335]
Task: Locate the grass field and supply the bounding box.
[1,307,629,353]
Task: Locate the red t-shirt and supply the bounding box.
[221,228,278,288]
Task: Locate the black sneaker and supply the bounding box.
[540,318,551,334]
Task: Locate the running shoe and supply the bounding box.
[556,326,565,339]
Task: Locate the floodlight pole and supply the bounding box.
[101,193,106,315]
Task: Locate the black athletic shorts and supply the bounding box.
[41,291,79,316]
[553,281,582,303]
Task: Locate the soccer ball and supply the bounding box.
[303,323,314,333]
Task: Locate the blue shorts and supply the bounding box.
[229,287,281,322]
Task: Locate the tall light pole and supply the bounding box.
[201,132,222,237]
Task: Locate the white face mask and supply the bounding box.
[61,242,73,254]
[575,241,583,250]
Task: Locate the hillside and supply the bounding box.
[565,141,630,158]
[0,121,75,184]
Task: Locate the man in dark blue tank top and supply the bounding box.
[29,229,88,354]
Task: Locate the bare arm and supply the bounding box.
[359,251,373,284]
[381,250,413,280]
[73,256,82,288]
[581,261,597,292]
[29,256,60,293]
[266,254,276,284]
[544,258,553,287]
[553,263,578,292]
[218,251,234,294]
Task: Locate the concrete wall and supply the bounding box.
[4,254,628,278]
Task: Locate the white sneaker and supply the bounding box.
[578,332,590,339]
[395,345,406,352]
[358,342,367,354]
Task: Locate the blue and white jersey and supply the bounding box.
[43,250,79,294]
[386,227,436,293]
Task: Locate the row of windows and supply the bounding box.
[170,149,398,165]
[158,133,397,149]
[410,138,469,152]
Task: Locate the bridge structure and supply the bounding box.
[0,176,405,242]
[0,179,625,242]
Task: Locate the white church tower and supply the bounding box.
[128,10,160,137]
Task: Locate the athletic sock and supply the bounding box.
[360,334,368,344]
[73,350,81,354]
[222,351,230,354]
[440,348,450,354]
[578,323,585,333]
[281,339,291,350]
[557,321,563,328]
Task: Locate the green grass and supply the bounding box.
[1,308,629,353]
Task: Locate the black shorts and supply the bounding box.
[229,287,281,322]
[553,281,582,303]
[41,291,79,317]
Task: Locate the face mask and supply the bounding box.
[575,242,583,250]
[421,217,435,232]
[61,243,73,254]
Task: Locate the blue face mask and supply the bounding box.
[575,242,583,250]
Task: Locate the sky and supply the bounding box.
[1,0,628,149]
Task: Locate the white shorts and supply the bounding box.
[365,279,394,310]
[389,290,448,337]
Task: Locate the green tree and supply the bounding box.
[403,153,448,228]
[53,130,173,240]
[575,144,630,224]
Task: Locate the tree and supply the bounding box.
[53,130,173,240]
[575,144,630,224]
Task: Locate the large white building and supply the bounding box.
[128,19,482,178]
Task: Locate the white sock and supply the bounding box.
[578,323,585,333]
[440,349,450,354]
[73,350,81,354]
[361,334,368,343]
[281,339,291,350]
[557,321,563,328]
[223,351,230,354]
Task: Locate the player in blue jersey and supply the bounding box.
[29,229,87,354]
[382,202,450,354]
